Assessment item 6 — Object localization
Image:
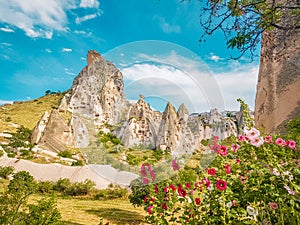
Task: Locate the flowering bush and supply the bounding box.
[134,127,300,224]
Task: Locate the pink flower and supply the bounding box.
[240,175,248,184]
[154,185,158,193]
[238,134,245,142]
[224,164,231,174]
[275,138,285,146]
[144,195,149,203]
[216,179,227,191]
[195,197,201,205]
[203,178,211,188]
[288,140,296,149]
[245,127,260,140]
[236,158,241,164]
[150,170,156,182]
[161,203,168,210]
[231,144,240,153]
[140,164,147,177]
[284,185,295,195]
[208,136,220,153]
[264,135,273,144]
[250,137,264,147]
[218,146,228,156]
[147,205,153,214]
[163,186,169,193]
[142,177,149,184]
[232,200,238,207]
[172,159,180,171]
[268,202,278,210]
[207,168,216,175]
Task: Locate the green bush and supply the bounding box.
[37,181,55,194]
[71,160,84,166]
[57,150,73,159]
[94,185,128,200]
[53,178,71,194]
[65,179,95,196]
[0,166,14,179]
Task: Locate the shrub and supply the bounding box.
[53,178,71,194]
[0,166,14,179]
[57,150,73,159]
[94,185,128,200]
[37,181,55,194]
[71,160,84,166]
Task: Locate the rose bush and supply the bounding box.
[134,126,300,224]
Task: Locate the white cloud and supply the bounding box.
[75,13,99,24]
[62,48,72,52]
[0,0,101,38]
[121,52,259,112]
[0,42,12,46]
[154,16,181,33]
[0,27,14,33]
[80,0,100,8]
[0,100,13,105]
[74,30,92,37]
[45,49,52,53]
[209,54,221,62]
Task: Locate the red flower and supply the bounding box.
[161,203,168,210]
[207,168,216,175]
[264,135,273,144]
[185,182,191,189]
[144,194,149,203]
[178,185,187,197]
[195,197,201,205]
[216,179,227,191]
[163,186,169,193]
[169,184,176,191]
[218,146,228,156]
[172,159,180,171]
[224,164,231,174]
[232,200,238,207]
[268,202,278,210]
[154,185,158,193]
[275,138,285,146]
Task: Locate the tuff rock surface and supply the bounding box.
[255,9,300,133]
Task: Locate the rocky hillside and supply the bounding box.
[22,50,242,156]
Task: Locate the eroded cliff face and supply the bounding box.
[59,50,127,125]
[255,13,300,133]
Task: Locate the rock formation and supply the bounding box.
[255,4,300,133]
[59,50,127,125]
[117,95,162,148]
[32,50,240,155]
[188,109,238,140]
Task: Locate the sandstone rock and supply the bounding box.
[255,9,300,133]
[31,111,50,144]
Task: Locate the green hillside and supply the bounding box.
[0,93,65,136]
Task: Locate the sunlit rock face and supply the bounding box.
[59,50,127,126]
[188,108,238,142]
[255,11,300,133]
[117,95,162,148]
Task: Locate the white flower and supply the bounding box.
[289,175,293,181]
[226,202,232,208]
[246,206,258,216]
[207,185,214,191]
[283,171,290,175]
[245,127,260,140]
[250,137,264,147]
[273,168,280,176]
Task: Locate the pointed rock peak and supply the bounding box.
[137,94,145,103]
[177,103,189,117]
[87,50,102,66]
[163,102,177,116]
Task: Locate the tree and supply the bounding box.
[0,171,62,225]
[184,0,300,59]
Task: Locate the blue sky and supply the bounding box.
[0,0,259,112]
